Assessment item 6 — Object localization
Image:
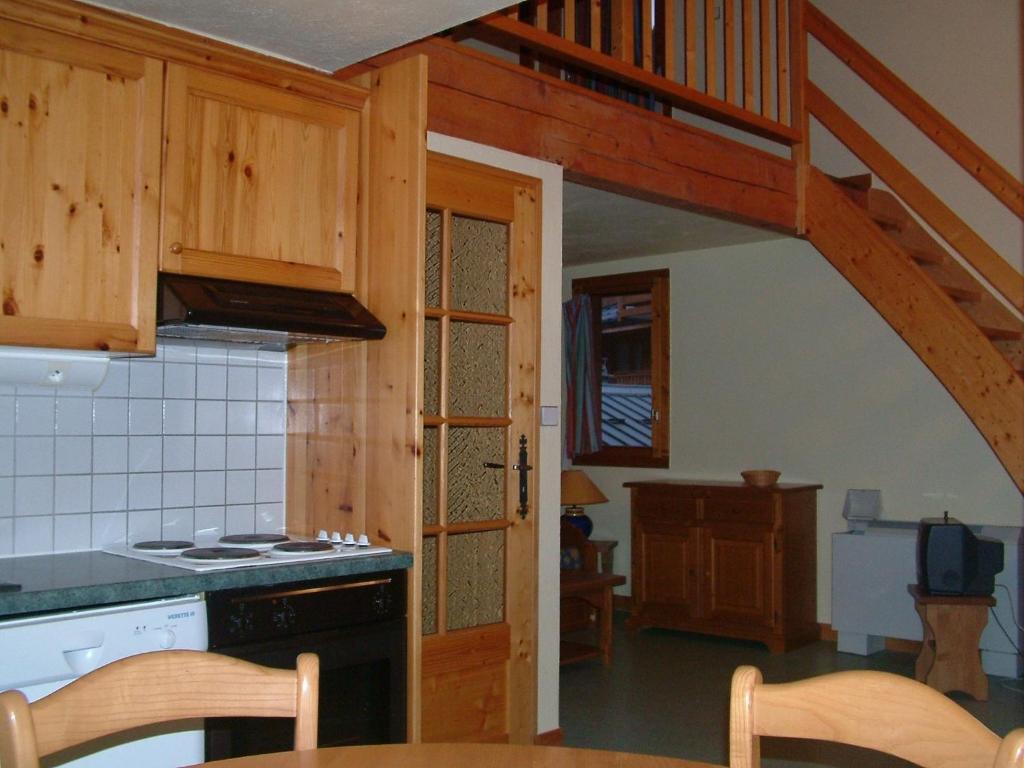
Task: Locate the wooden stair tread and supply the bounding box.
[904,246,947,265]
[828,173,873,190]
[942,285,983,303]
[869,209,906,231]
[979,325,1024,341]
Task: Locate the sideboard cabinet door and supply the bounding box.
[161,64,362,292]
[703,522,773,628]
[0,22,160,352]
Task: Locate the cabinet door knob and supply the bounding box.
[169,242,183,254]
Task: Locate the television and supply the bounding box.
[916,514,1004,596]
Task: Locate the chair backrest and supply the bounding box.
[729,665,1007,768]
[995,728,1024,768]
[0,650,319,768]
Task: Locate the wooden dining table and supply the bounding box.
[195,742,724,767]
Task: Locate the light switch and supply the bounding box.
[540,406,559,426]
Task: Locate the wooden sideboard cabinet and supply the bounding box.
[625,480,821,653]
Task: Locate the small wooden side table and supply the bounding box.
[588,539,618,575]
[908,584,994,701]
[560,570,626,666]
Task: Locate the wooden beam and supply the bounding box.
[788,0,807,233]
[807,83,1023,314]
[805,169,1023,491]
[349,37,797,233]
[472,14,802,144]
[805,1,1024,221]
[359,55,428,740]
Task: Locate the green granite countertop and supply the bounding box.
[0,550,413,619]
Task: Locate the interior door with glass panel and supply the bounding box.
[420,153,539,743]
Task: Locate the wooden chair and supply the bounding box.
[0,650,319,768]
[560,519,625,665]
[729,665,1024,768]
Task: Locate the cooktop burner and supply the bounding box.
[180,547,263,561]
[219,533,290,546]
[132,540,195,556]
[270,541,335,557]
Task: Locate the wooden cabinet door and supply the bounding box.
[0,22,160,353]
[161,64,362,292]
[703,522,774,627]
[634,514,701,618]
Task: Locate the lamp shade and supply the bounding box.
[560,469,608,507]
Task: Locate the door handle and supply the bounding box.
[482,435,532,519]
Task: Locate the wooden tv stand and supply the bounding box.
[625,480,820,654]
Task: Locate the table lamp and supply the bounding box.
[560,469,607,538]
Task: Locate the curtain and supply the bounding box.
[563,294,600,458]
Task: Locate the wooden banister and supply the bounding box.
[472,12,802,145]
[805,2,1024,220]
[807,83,1024,314]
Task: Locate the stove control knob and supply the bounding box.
[157,629,176,649]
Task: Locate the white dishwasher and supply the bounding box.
[0,594,208,767]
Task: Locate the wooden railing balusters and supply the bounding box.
[658,0,675,78]
[776,0,790,124]
[742,0,754,109]
[705,0,717,97]
[564,0,576,45]
[684,0,697,87]
[641,0,653,71]
[590,0,601,51]
[724,0,736,103]
[610,0,633,63]
[759,0,771,117]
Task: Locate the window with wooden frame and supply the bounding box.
[571,269,669,468]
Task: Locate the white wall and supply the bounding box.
[808,0,1022,274]
[563,236,1022,623]
[426,133,564,736]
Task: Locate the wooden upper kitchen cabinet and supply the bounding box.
[160,64,364,292]
[626,479,821,653]
[0,20,160,353]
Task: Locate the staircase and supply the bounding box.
[835,175,1024,377]
[805,168,1024,489]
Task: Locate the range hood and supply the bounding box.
[157,274,386,349]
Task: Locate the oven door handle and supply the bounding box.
[228,577,393,604]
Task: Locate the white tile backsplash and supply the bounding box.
[0,342,288,555]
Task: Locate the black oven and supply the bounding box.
[204,570,406,760]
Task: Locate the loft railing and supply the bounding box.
[455,0,1021,312]
[464,0,804,146]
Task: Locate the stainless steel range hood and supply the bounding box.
[157,274,386,349]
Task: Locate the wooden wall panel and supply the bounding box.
[360,55,428,740]
[347,37,797,234]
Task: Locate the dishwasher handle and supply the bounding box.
[62,631,105,676]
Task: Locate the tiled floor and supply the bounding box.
[559,614,1024,767]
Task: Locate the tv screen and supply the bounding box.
[916,515,1004,596]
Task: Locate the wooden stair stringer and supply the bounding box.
[805,168,1024,491]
